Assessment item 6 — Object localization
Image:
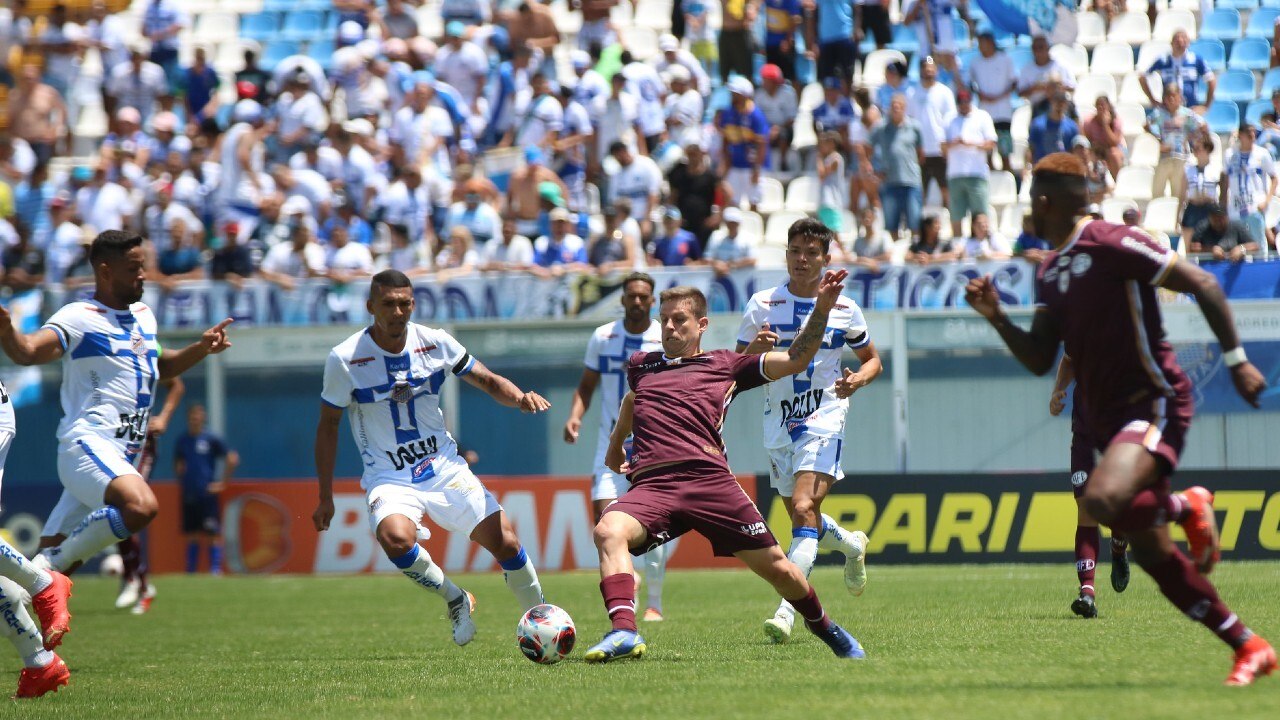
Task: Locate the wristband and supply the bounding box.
[1223,347,1248,368]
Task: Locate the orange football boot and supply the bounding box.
[30,571,72,650]
[1226,636,1277,687]
[1179,487,1220,574]
[13,655,69,699]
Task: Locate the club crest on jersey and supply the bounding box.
[130,332,147,356]
[1071,471,1088,487]
[390,379,413,403]
[1070,253,1092,275]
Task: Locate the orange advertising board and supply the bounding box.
[145,475,758,574]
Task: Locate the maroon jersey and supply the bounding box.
[1036,219,1193,439]
[626,349,771,478]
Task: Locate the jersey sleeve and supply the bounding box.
[1104,226,1178,286]
[437,331,476,376]
[625,350,649,391]
[583,329,604,372]
[843,303,871,349]
[736,296,766,346]
[725,349,770,392]
[41,304,86,353]
[320,350,354,409]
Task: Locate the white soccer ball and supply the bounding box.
[99,552,125,577]
[516,603,576,665]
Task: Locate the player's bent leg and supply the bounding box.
[586,510,650,663]
[470,510,544,610]
[736,546,865,659]
[376,514,474,646]
[43,474,149,575]
[103,474,159,533]
[1072,499,1100,619]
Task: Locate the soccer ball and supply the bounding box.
[516,604,576,664]
[99,552,124,577]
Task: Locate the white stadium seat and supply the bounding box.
[1077,12,1107,49]
[1135,41,1172,75]
[988,171,1018,209]
[1152,10,1197,43]
[1074,73,1118,112]
[784,176,819,213]
[1108,12,1152,46]
[1102,198,1133,224]
[757,178,785,215]
[1091,42,1137,78]
[765,211,809,245]
[1114,166,1155,201]
[862,49,907,88]
[1129,133,1161,168]
[1050,43,1089,79]
[1144,196,1181,235]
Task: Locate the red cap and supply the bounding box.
[236,80,258,99]
[956,88,973,102]
[760,64,782,83]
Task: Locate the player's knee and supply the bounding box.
[119,497,159,531]
[592,516,626,549]
[789,499,818,529]
[494,527,522,560]
[376,526,418,558]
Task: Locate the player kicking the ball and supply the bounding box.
[966,153,1275,685]
[737,218,880,643]
[313,270,551,647]
[563,272,669,621]
[586,263,865,662]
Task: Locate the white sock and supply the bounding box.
[775,531,820,622]
[0,577,52,668]
[0,539,51,594]
[500,547,544,610]
[48,506,130,573]
[643,544,668,612]
[818,514,860,556]
[391,545,462,602]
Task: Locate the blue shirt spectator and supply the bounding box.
[815,0,855,45]
[176,424,230,498]
[649,210,701,265]
[1028,99,1080,162]
[1141,30,1215,108]
[813,79,857,134]
[533,229,588,267]
[718,82,771,170]
[764,0,803,49]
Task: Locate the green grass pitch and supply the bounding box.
[4,563,1279,719]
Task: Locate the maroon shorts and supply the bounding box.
[608,461,777,557]
[1098,394,1192,477]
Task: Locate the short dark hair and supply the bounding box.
[89,230,143,265]
[786,217,834,253]
[370,269,413,298]
[659,286,707,319]
[621,271,655,293]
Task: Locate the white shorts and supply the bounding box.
[364,464,502,539]
[592,465,631,502]
[727,168,764,206]
[767,434,845,497]
[56,435,138,509]
[0,397,13,502]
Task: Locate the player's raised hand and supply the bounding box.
[518,391,552,413]
[814,269,849,313]
[833,367,864,399]
[312,497,335,532]
[964,275,1000,319]
[1230,362,1268,409]
[563,417,581,443]
[745,322,780,353]
[201,318,234,355]
[1049,389,1067,416]
[604,442,627,474]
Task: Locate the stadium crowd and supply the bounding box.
[0,0,1278,298]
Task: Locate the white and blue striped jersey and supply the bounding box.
[321,324,475,486]
[41,300,161,459]
[584,319,662,465]
[737,285,870,449]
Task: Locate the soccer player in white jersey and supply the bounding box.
[0,230,233,584]
[736,217,883,644]
[312,270,552,646]
[563,273,669,621]
[0,379,73,699]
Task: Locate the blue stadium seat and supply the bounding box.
[283,11,325,41]
[1206,101,1241,133]
[1247,8,1280,38]
[240,13,280,42]
[305,39,335,69]
[1201,9,1242,42]
[952,17,970,47]
[1246,97,1272,126]
[262,41,301,68]
[1189,39,1226,73]
[1229,37,1271,71]
[1264,67,1280,95]
[1262,0,1280,8]
[957,47,980,73]
[886,26,920,55]
[1220,0,1258,8]
[1216,69,1258,103]
[263,0,295,11]
[1007,46,1033,72]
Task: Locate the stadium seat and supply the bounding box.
[1114,166,1154,201]
[792,110,817,152]
[1135,41,1172,74]
[1120,72,1157,107]
[1116,101,1148,143]
[1229,38,1272,71]
[1107,12,1152,45]
[765,211,808,245]
[757,178,785,215]
[240,13,279,41]
[1200,9,1243,42]
[263,41,301,68]
[1074,74,1117,111]
[263,0,296,11]
[1217,69,1259,104]
[1167,0,1199,10]
[862,49,906,88]
[1049,43,1089,79]
[1128,134,1161,168]
[1246,97,1272,127]
[282,10,325,41]
[1247,8,1280,39]
[1206,101,1242,134]
[886,25,920,55]
[1145,197,1181,235]
[634,0,674,32]
[1011,104,1031,143]
[307,39,336,70]
[1188,39,1227,73]
[988,171,1017,209]
[952,17,970,48]
[739,210,765,243]
[1101,198,1133,223]
[1090,42,1136,78]
[798,82,823,113]
[1077,12,1107,49]
[620,26,658,60]
[999,203,1026,238]
[1220,0,1259,9]
[755,244,787,268]
[195,12,238,43]
[1151,10,1197,43]
[784,176,818,213]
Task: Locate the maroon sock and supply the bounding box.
[600,573,637,633]
[1146,548,1252,649]
[788,587,833,634]
[118,536,141,586]
[1108,489,1186,533]
[1075,526,1099,596]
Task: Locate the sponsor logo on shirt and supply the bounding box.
[701,444,722,456]
[350,356,375,367]
[1121,237,1169,265]
[413,345,437,354]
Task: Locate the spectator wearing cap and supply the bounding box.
[437,21,490,113]
[508,147,570,238]
[909,57,956,210]
[943,88,995,237]
[809,0,857,86]
[447,180,505,247]
[648,206,701,266]
[966,32,1017,173]
[8,63,66,165]
[182,45,221,126]
[871,94,925,241]
[1018,35,1076,116]
[606,141,663,237]
[762,0,803,84]
[662,65,704,150]
[702,206,757,276]
[106,41,168,121]
[1,223,45,293]
[1140,29,1215,111]
[589,72,643,176]
[571,49,609,107]
[1181,135,1220,250]
[718,0,758,82]
[481,216,536,272]
[654,33,711,96]
[1082,96,1126,179]
[812,77,856,149]
[1027,92,1079,163]
[1222,123,1277,246]
[142,0,187,86]
[754,65,797,171]
[717,77,769,210]
[1071,136,1114,205]
[875,61,918,117]
[1146,84,1207,200]
[1190,205,1257,261]
[532,208,589,274]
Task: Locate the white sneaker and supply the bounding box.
[447,590,477,646]
[131,584,156,615]
[116,578,142,609]
[844,531,869,596]
[763,614,793,644]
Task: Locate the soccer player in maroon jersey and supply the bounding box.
[966,152,1275,686]
[584,259,865,662]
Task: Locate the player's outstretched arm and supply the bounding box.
[1160,259,1268,407]
[461,358,552,413]
[833,341,883,399]
[0,304,64,366]
[564,368,601,443]
[158,318,234,380]
[312,402,343,532]
[605,391,634,473]
[763,269,849,379]
[1049,355,1074,416]
[964,275,1059,376]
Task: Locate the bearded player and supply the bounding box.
[564,273,669,621]
[737,218,879,643]
[584,236,864,662]
[966,153,1274,686]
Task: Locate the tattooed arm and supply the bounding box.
[762,270,848,379]
[461,358,553,413]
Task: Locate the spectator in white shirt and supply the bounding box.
[663,65,705,151]
[481,216,536,271]
[961,212,1012,260]
[75,164,134,234]
[259,219,326,290]
[436,21,490,112]
[589,73,642,173]
[508,72,563,152]
[381,222,433,276]
[1018,35,1077,115]
[909,57,957,210]
[943,88,996,238]
[275,70,329,162]
[654,33,711,95]
[702,207,757,276]
[106,41,168,121]
[607,141,663,239]
[967,31,1017,172]
[325,224,375,283]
